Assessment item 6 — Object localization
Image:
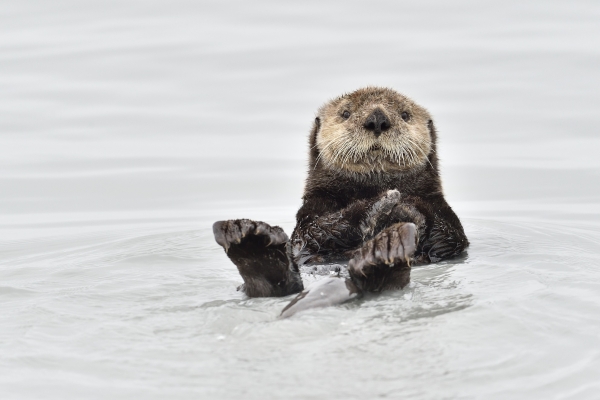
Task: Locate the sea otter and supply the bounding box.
[213,87,468,316]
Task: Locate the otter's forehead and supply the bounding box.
[321,87,428,118]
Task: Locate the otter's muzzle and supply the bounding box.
[364,108,390,137]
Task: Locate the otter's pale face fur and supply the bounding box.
[315,87,433,174]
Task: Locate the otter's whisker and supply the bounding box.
[314,135,348,168]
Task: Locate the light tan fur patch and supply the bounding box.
[315,87,433,174]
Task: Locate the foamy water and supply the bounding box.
[1,1,600,399]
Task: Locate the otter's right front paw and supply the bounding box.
[213,219,288,253]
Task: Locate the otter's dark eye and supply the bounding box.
[342,110,351,119]
[401,111,410,122]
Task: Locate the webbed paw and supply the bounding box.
[212,219,302,297]
[349,222,417,292]
[213,219,288,253]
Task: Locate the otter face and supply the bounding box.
[315,87,433,174]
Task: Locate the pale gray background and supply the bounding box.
[1,1,599,399]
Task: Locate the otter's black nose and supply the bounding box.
[363,109,390,137]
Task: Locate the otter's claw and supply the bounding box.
[213,219,288,253]
[349,222,417,292]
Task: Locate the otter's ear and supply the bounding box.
[427,119,437,141]
[310,117,320,143]
[309,117,321,160]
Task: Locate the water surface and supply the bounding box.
[1,1,600,399]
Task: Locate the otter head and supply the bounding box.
[313,87,434,175]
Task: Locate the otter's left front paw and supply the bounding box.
[348,222,417,292]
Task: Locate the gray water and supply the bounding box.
[1,1,600,399]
